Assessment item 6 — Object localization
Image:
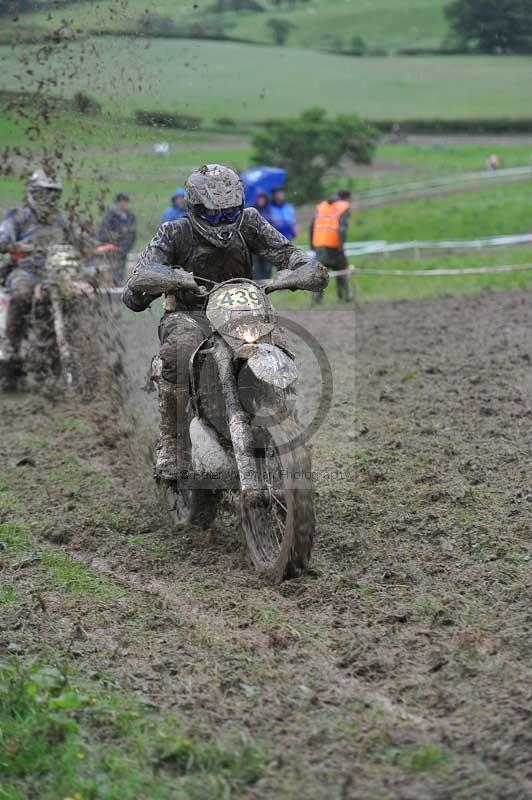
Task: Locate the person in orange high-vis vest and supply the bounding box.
[310,189,352,303]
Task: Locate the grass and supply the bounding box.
[332,142,532,195]
[350,180,532,242]
[402,744,454,773]
[0,424,264,800]
[1,38,532,122]
[0,520,122,599]
[378,143,532,176]
[232,0,448,52]
[2,0,449,52]
[0,659,264,800]
[0,521,29,553]
[40,551,122,597]
[351,246,532,302]
[3,97,532,305]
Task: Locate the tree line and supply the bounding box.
[446,0,532,53]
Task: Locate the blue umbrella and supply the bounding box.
[241,167,287,207]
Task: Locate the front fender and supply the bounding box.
[0,289,9,339]
[246,343,297,390]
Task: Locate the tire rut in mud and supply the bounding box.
[2,296,532,798]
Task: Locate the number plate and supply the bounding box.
[215,286,262,310]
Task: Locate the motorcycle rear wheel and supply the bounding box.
[241,418,315,583]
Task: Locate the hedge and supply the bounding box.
[396,47,469,56]
[372,118,532,134]
[0,90,101,116]
[134,110,202,130]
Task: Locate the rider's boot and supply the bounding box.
[1,298,27,391]
[154,378,190,482]
[0,346,20,392]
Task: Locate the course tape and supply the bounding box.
[112,232,532,290]
[353,165,532,204]
[341,232,532,257]
[334,263,532,278]
[107,261,532,293]
[124,231,532,270]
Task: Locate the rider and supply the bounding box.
[123,163,328,481]
[0,169,78,382]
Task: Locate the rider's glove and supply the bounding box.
[265,269,296,294]
[170,267,206,297]
[265,262,329,294]
[127,263,205,297]
[122,286,152,312]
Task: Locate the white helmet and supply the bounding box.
[185,164,244,248]
[27,168,63,222]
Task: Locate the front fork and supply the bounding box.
[48,285,76,391]
[211,336,264,500]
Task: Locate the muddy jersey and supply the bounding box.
[0,205,75,273]
[98,205,137,254]
[123,208,317,311]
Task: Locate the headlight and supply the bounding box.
[236,325,261,343]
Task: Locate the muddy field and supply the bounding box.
[1,291,532,798]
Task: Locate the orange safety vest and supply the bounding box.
[311,200,351,249]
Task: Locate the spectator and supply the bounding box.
[268,188,296,241]
[255,190,271,219]
[162,187,187,223]
[252,191,273,281]
[98,192,137,285]
[391,122,404,144]
[487,154,500,172]
[310,188,352,303]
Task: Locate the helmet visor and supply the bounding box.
[28,187,62,220]
[194,204,242,226]
[30,187,61,201]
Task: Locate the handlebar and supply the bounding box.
[129,262,328,299]
[190,271,323,296]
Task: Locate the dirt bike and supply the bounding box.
[143,264,321,582]
[0,244,97,393]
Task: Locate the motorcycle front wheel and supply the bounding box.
[241,418,315,583]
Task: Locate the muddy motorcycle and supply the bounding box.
[153,268,318,582]
[0,244,96,393]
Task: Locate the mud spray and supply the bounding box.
[1,3,163,471]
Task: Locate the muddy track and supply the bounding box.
[2,296,532,798]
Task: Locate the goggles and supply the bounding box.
[194,204,242,226]
[30,187,62,201]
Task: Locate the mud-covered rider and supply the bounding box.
[123,164,328,481]
[0,170,80,379]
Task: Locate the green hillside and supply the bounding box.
[3,0,448,53]
[1,38,531,123]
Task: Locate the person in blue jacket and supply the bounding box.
[267,188,296,241]
[162,188,187,224]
